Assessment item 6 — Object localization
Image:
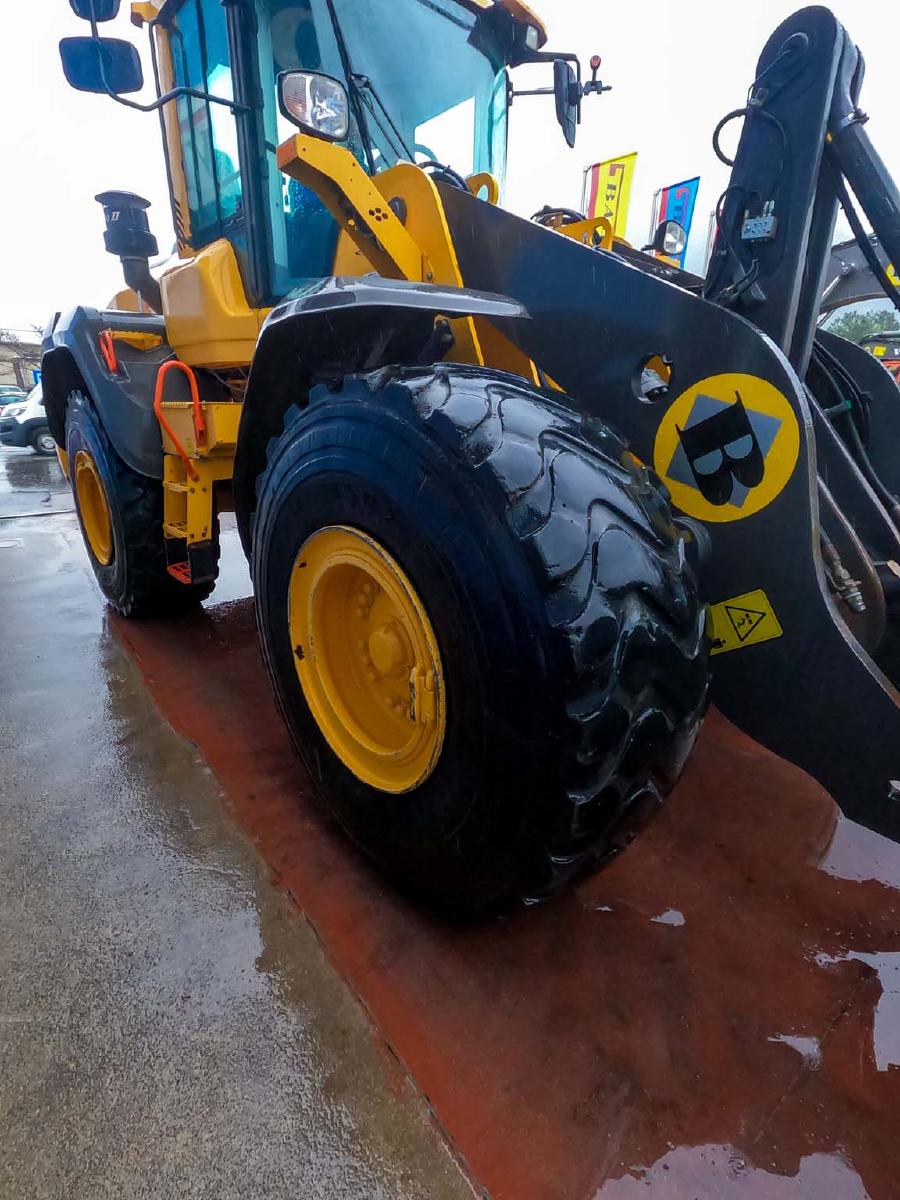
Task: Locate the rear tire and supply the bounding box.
[66,389,218,617]
[252,365,709,917]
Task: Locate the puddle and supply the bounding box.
[817,951,900,1071]
[204,520,253,606]
[651,908,686,927]
[818,814,900,890]
[0,447,71,518]
[767,1034,822,1068]
[595,1144,872,1198]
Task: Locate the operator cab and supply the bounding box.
[159,0,518,301]
[61,0,594,313]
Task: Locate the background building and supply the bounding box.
[0,330,41,390]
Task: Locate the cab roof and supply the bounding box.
[457,0,548,47]
[131,0,548,48]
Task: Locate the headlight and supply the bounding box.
[663,221,688,258]
[278,71,349,143]
[4,403,26,417]
[643,219,688,260]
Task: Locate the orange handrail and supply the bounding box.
[153,359,206,482]
[98,330,118,373]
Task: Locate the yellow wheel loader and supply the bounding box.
[45,0,900,915]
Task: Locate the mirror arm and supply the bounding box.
[508,49,583,116]
[101,82,251,115]
[510,48,611,105]
[85,15,249,113]
[512,48,582,83]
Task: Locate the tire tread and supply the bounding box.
[340,365,709,897]
[66,389,217,618]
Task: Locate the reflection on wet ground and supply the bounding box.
[596,1143,873,1198]
[0,514,469,1199]
[7,467,899,1199]
[109,581,900,1200]
[0,446,71,517]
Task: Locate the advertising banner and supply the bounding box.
[651,176,700,267]
[583,153,638,237]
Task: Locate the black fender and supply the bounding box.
[233,274,529,555]
[41,307,173,478]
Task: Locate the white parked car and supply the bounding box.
[0,386,28,412]
[0,384,56,456]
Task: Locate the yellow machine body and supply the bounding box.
[152,130,538,548]
[114,0,552,562]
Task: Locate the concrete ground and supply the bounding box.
[3,445,900,1200]
[0,446,471,1199]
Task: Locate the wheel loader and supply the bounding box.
[44,0,900,916]
[820,233,900,382]
[860,334,900,385]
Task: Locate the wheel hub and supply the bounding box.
[73,450,113,566]
[368,621,412,677]
[288,525,445,793]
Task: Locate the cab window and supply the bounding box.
[168,0,244,248]
[255,0,359,297]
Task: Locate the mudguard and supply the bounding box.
[233,274,529,554]
[41,307,175,479]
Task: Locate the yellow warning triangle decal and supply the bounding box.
[710,589,783,656]
[724,605,767,642]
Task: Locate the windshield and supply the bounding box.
[331,0,508,180]
[256,0,508,298]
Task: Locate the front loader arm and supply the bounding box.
[706,6,900,377]
[439,180,900,842]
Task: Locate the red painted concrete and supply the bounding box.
[114,597,900,1200]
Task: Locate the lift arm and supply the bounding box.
[705,6,900,376]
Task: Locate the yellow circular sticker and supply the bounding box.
[652,372,800,523]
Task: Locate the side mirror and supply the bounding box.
[278,71,350,142]
[69,0,121,19]
[59,36,144,95]
[644,219,688,260]
[554,60,580,149]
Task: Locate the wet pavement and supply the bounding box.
[3,448,900,1199]
[0,448,471,1199]
[0,445,73,517]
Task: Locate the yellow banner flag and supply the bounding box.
[583,152,638,237]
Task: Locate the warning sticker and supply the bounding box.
[709,588,783,656]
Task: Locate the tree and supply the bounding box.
[824,308,900,344]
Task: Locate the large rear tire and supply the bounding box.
[66,389,217,617]
[252,365,709,917]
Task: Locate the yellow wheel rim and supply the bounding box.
[74,450,113,566]
[289,526,446,793]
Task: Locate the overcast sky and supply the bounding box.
[0,0,896,334]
